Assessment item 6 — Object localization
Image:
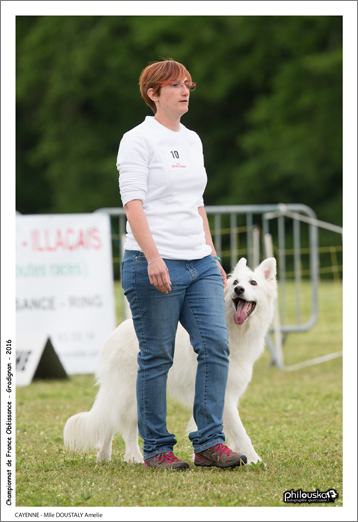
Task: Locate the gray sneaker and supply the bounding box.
[144,452,189,470]
[194,444,247,468]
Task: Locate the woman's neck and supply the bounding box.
[154,112,181,132]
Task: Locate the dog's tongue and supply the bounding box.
[234,300,251,325]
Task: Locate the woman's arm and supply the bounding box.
[198,206,227,287]
[124,200,172,294]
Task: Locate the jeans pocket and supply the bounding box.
[134,251,147,263]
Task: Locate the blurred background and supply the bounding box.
[16,16,342,219]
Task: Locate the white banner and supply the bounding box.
[16,213,116,375]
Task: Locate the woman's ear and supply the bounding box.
[147,88,159,104]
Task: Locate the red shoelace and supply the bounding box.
[211,444,233,456]
[155,452,181,464]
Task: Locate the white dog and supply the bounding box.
[64,257,277,464]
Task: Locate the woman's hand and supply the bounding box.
[148,258,172,294]
[216,260,227,288]
[124,201,171,294]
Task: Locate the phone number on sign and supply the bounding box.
[56,331,96,343]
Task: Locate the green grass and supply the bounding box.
[16,280,342,507]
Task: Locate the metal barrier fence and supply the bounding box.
[95,204,327,369]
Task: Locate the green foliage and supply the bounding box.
[16,16,342,225]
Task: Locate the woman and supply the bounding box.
[117,60,247,470]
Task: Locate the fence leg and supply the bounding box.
[252,225,260,268]
[265,335,285,369]
[264,233,285,369]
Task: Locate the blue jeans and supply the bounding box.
[121,250,229,459]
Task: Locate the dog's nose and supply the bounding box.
[234,286,245,296]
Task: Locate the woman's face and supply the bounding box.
[149,78,191,118]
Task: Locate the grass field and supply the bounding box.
[15,280,343,509]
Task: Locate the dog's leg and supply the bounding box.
[223,400,261,464]
[186,416,198,463]
[97,433,114,462]
[122,413,143,464]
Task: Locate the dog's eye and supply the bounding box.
[250,280,257,286]
[233,280,238,285]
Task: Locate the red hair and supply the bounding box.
[139,60,192,114]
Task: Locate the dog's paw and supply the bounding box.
[245,453,262,465]
[97,452,111,462]
[235,446,261,464]
[124,452,144,464]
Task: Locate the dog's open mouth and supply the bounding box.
[233,298,256,325]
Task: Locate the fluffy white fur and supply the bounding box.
[63,257,277,464]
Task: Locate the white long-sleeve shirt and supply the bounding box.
[117,116,212,260]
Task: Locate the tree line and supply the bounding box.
[16,16,342,227]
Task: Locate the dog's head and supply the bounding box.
[225,257,277,326]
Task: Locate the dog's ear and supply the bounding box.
[258,257,276,280]
[237,257,247,269]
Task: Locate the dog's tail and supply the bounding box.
[63,400,110,452]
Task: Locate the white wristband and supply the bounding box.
[148,256,162,266]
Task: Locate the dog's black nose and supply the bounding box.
[234,286,245,296]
